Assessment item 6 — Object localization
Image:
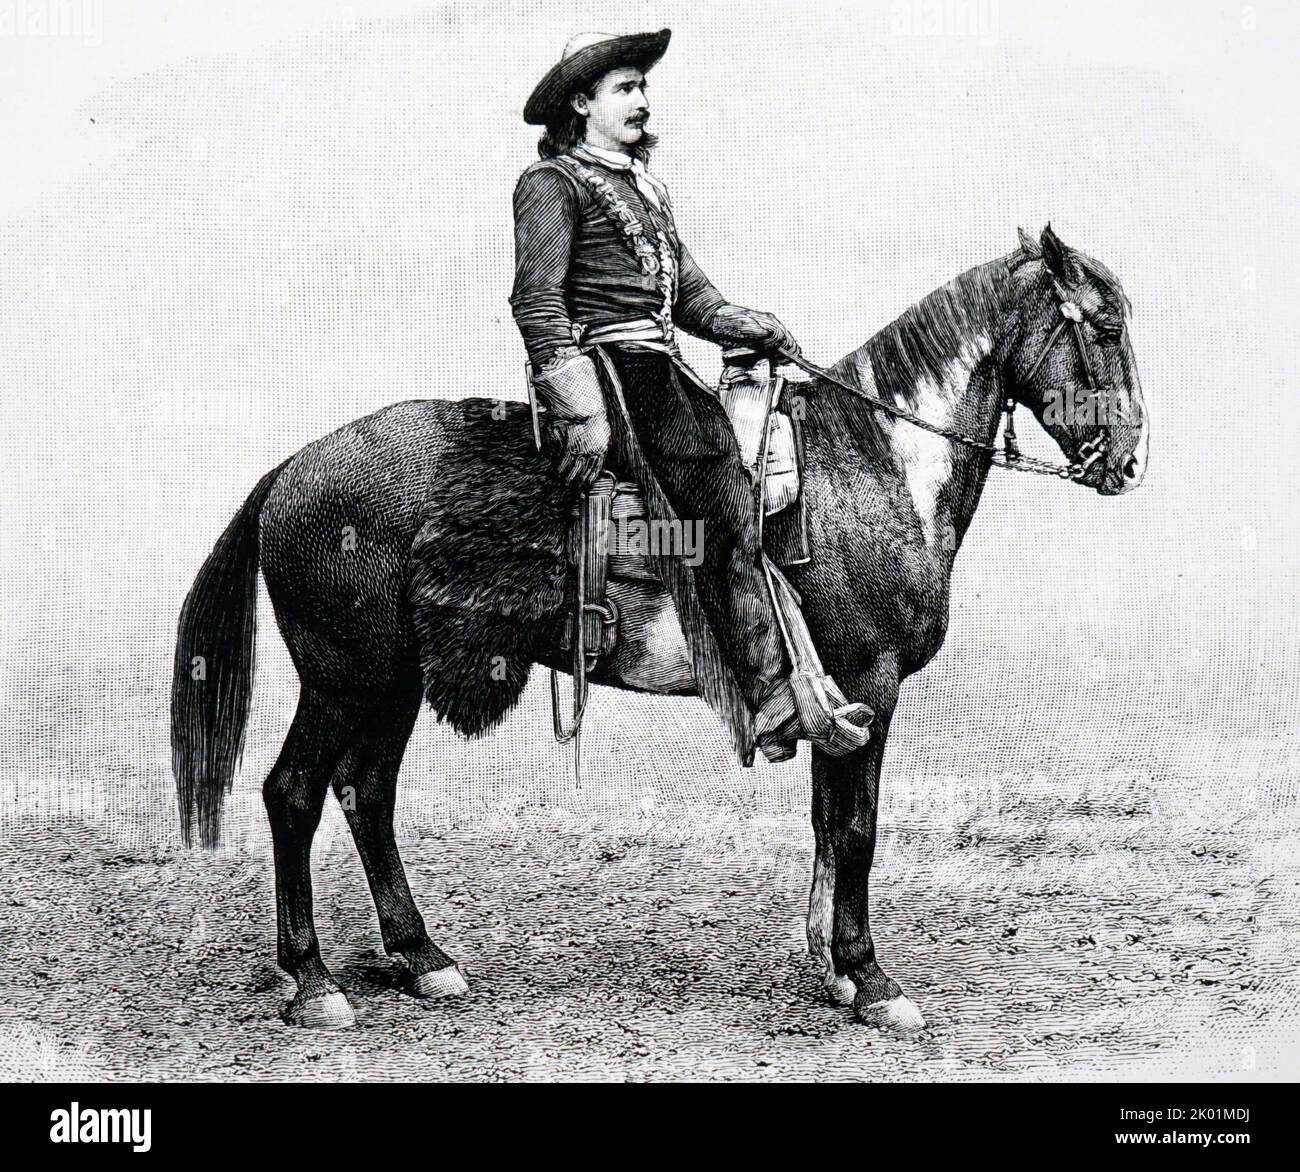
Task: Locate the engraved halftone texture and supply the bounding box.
[1,0,1298,1084]
[0,0,1295,843]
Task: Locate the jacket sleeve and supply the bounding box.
[510,165,581,368]
[674,239,731,342]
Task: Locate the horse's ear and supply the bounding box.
[1040,222,1079,284]
[1017,226,1040,257]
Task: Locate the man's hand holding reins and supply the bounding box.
[707,303,803,360]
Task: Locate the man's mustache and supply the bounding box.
[626,115,649,126]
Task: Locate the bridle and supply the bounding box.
[780,274,1111,483]
[1014,277,1110,481]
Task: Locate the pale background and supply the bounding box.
[0,0,1297,1080]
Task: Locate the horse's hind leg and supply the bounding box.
[264,688,358,1029]
[329,684,468,1001]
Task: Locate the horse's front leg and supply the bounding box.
[812,707,927,1035]
[808,771,855,1005]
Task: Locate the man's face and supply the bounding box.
[572,65,650,151]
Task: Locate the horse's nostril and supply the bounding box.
[1123,455,1139,479]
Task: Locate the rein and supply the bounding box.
[778,278,1109,483]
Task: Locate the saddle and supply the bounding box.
[559,349,811,672]
[543,349,871,765]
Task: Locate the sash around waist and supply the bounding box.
[579,317,674,352]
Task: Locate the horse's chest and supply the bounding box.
[881,561,951,669]
[795,471,953,674]
[821,553,950,670]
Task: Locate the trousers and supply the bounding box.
[600,345,787,709]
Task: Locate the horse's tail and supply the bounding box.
[170,461,287,848]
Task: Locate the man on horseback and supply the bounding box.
[512,28,868,762]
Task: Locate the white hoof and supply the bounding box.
[412,964,469,999]
[856,994,926,1035]
[824,974,857,1006]
[284,990,356,1030]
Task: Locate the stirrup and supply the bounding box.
[754,546,872,760]
[796,672,873,756]
[754,674,873,762]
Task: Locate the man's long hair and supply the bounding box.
[537,79,658,163]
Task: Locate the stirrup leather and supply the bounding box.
[755,562,873,762]
[751,364,872,763]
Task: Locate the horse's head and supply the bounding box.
[1003,225,1148,495]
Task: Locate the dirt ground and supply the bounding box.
[2,767,1298,1082]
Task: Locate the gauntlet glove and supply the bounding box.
[532,350,610,491]
[706,304,802,359]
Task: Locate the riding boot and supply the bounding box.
[606,346,872,761]
[751,563,873,762]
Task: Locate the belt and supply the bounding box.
[578,318,678,355]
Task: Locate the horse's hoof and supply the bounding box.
[411,964,469,1000]
[824,974,857,1006]
[855,993,926,1035]
[283,990,356,1030]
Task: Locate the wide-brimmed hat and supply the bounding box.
[523,29,671,126]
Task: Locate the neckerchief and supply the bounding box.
[572,143,668,212]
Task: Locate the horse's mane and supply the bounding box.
[808,253,1019,462]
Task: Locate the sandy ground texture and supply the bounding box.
[2,766,1298,1082]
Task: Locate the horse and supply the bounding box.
[170,224,1148,1033]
